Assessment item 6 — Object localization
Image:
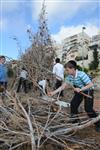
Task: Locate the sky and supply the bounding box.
[0,0,100,60]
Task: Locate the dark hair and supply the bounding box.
[0,55,5,59]
[64,60,77,69]
[22,67,26,70]
[55,58,60,63]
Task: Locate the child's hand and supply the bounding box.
[48,91,55,97]
[74,88,81,93]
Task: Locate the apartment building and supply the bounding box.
[62,32,90,65]
[61,32,100,69]
[54,43,63,61]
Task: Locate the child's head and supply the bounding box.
[22,67,26,70]
[55,58,60,63]
[64,60,77,75]
[0,56,6,64]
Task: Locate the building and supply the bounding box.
[54,42,63,61]
[62,32,90,66]
[61,32,100,69]
[88,33,100,69]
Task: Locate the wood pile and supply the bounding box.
[0,90,100,150]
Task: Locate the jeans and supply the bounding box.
[70,90,100,127]
[17,77,27,93]
[55,79,63,97]
[0,81,7,89]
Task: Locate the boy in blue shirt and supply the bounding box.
[0,56,8,104]
[0,56,8,89]
[48,60,100,132]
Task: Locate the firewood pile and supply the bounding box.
[0,90,100,150]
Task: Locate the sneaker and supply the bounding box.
[68,115,80,124]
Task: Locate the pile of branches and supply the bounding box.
[0,91,100,150]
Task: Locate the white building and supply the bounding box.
[62,32,90,65]
[54,43,63,61]
[61,32,100,69]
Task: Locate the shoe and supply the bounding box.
[95,126,100,132]
[68,115,80,124]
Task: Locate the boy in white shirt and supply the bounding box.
[38,79,47,96]
[53,58,64,98]
[17,67,28,93]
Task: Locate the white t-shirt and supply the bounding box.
[20,70,27,79]
[38,80,46,92]
[53,63,64,80]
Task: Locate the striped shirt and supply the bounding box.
[65,70,92,89]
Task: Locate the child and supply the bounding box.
[48,60,100,132]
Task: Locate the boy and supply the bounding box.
[0,56,8,104]
[48,60,100,132]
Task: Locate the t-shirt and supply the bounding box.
[38,80,46,93]
[65,70,92,89]
[53,63,64,80]
[20,70,27,79]
[0,64,8,82]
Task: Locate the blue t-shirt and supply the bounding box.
[65,70,92,89]
[0,64,8,82]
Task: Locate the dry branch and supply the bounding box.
[0,90,100,150]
